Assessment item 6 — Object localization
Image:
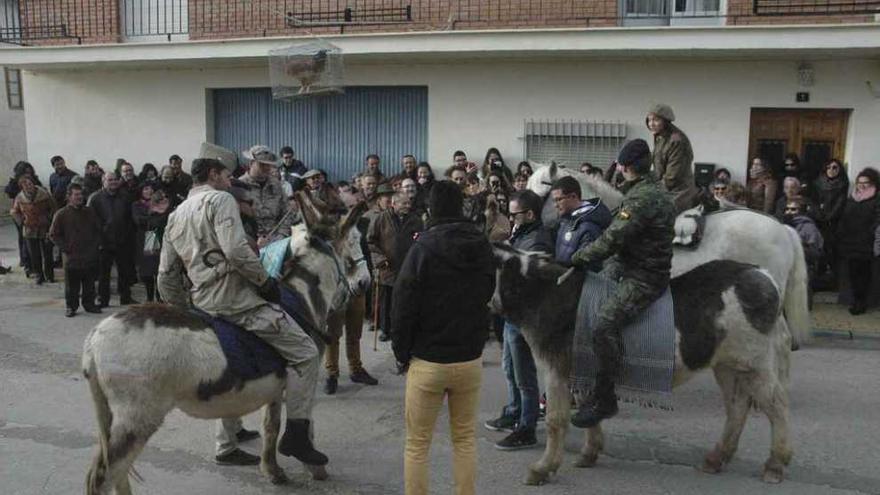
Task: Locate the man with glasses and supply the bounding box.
[485,190,553,450]
[550,176,612,268]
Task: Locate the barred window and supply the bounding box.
[524,120,627,169]
[5,67,22,110]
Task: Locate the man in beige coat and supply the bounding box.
[647,103,699,213]
[158,158,328,467]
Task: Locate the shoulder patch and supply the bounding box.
[618,209,631,220]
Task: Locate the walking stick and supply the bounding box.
[372,277,381,351]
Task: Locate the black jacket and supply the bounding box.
[510,220,553,255]
[392,218,496,365]
[87,188,135,250]
[837,193,880,260]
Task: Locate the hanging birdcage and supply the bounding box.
[269,40,344,100]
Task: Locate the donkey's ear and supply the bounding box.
[339,201,368,239]
[294,191,323,232]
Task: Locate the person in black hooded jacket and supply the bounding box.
[392,180,495,495]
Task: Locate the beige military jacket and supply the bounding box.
[158,184,269,317]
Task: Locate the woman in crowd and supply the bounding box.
[814,159,849,286]
[481,147,513,185]
[139,163,159,183]
[512,172,529,192]
[414,162,435,215]
[132,182,171,302]
[836,167,880,315]
[5,161,43,275]
[10,175,56,284]
[516,161,533,179]
[747,157,778,214]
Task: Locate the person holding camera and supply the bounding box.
[481,147,513,186]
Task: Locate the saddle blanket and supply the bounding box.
[571,272,675,410]
[195,311,286,382]
[192,286,319,381]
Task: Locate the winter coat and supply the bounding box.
[392,218,496,365]
[748,176,779,214]
[368,209,403,286]
[510,220,554,255]
[787,215,824,262]
[813,175,848,229]
[572,173,676,287]
[652,123,698,213]
[11,187,56,239]
[87,188,134,250]
[836,193,880,260]
[158,185,270,317]
[82,174,103,200]
[132,200,170,278]
[49,168,79,206]
[554,198,613,268]
[392,212,425,274]
[5,174,43,200]
[238,175,294,240]
[48,205,101,269]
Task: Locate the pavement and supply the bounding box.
[2,221,880,495]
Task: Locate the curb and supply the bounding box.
[811,328,880,341]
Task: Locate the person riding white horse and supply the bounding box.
[157,158,328,467]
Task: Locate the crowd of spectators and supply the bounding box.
[4,124,880,495]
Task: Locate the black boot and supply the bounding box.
[278,419,329,466]
[571,376,618,429]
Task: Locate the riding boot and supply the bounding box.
[571,374,618,428]
[278,419,329,466]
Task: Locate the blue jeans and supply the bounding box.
[501,322,540,431]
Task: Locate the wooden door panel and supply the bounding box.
[749,108,850,179]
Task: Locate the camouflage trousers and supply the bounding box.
[594,264,667,380]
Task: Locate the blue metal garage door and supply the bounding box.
[213,86,428,182]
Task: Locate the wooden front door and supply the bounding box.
[748,108,850,180]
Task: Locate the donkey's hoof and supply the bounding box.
[305,464,329,481]
[762,461,784,484]
[524,467,550,486]
[574,452,598,468]
[700,450,723,474]
[261,465,288,485]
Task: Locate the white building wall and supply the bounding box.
[22,57,880,183]
[1,67,26,215]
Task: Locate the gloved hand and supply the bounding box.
[570,249,590,268]
[258,277,282,304]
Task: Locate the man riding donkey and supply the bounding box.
[157,158,329,467]
[568,139,676,427]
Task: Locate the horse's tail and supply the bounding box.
[783,226,811,349]
[83,340,111,495]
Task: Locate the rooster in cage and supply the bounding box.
[283,49,329,95]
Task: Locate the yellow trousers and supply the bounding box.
[404,357,482,495]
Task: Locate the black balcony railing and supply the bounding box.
[753,0,880,15]
[1,0,875,45]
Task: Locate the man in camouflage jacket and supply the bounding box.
[569,138,676,428]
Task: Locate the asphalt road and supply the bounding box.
[2,222,879,495]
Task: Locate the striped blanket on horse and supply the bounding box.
[571,271,675,410]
